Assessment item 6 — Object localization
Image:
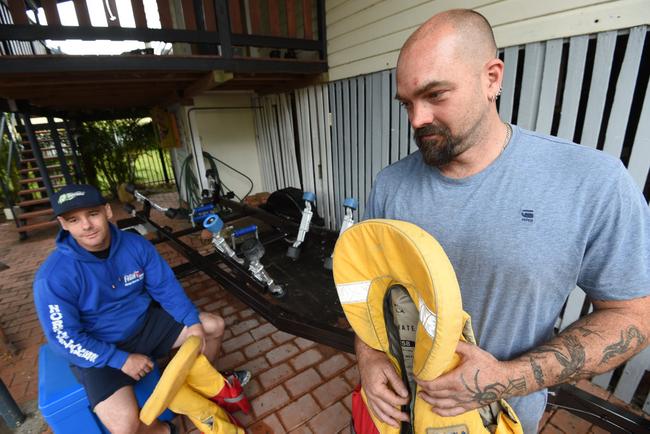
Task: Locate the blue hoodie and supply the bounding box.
[34,223,200,369]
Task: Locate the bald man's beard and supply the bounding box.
[414,124,465,167]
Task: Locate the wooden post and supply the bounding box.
[131,0,147,28]
[286,0,297,38]
[302,0,312,39]
[214,0,232,58]
[41,0,61,26]
[7,0,28,25]
[72,0,91,27]
[156,0,174,29]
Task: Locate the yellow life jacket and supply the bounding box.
[333,219,522,434]
[140,336,247,434]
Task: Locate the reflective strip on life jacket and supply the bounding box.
[336,280,372,304]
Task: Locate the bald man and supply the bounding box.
[359,9,650,433]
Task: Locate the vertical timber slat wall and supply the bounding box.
[602,26,646,159]
[316,85,334,228]
[289,86,337,229]
[330,82,341,225]
[535,39,563,135]
[499,46,518,123]
[628,76,650,201]
[253,95,302,194]
[581,31,617,149]
[517,42,545,130]
[556,35,589,140]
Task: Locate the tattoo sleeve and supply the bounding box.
[515,304,650,395]
[461,370,527,405]
[530,335,595,383]
[600,326,646,365]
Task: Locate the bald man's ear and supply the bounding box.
[484,57,504,100]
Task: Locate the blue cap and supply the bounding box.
[50,184,107,216]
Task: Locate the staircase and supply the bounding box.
[10,115,82,239]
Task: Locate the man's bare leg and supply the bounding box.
[199,312,225,363]
[94,386,170,434]
[173,312,225,363]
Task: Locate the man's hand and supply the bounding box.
[121,353,154,381]
[186,323,207,353]
[416,341,525,416]
[356,339,410,427]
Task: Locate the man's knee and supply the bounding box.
[100,414,140,434]
[200,311,224,338]
[94,388,141,434]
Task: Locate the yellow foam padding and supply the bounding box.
[333,219,463,381]
[169,384,243,434]
[185,353,226,397]
[140,336,202,425]
[495,400,522,434]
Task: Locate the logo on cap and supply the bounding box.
[57,191,86,204]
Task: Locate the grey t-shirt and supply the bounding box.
[364,125,650,432]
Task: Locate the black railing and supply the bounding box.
[0,0,326,62]
[0,0,46,55]
[132,148,175,187]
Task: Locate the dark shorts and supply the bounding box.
[70,304,185,409]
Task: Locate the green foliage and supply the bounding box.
[0,126,19,206]
[77,118,157,197]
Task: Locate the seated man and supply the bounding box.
[34,184,250,434]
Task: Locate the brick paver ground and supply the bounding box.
[0,192,647,433]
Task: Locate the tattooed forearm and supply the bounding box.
[572,325,603,339]
[564,317,604,339]
[461,370,527,406]
[529,356,545,387]
[532,335,595,382]
[600,326,647,365]
[518,300,650,395]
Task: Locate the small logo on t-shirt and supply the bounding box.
[521,209,534,223]
[123,270,144,286]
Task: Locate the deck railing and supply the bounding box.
[0,0,47,54]
[0,0,326,62]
